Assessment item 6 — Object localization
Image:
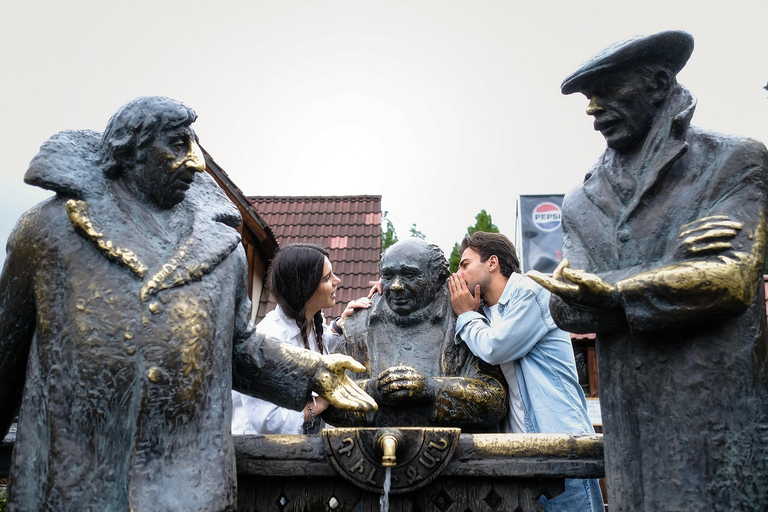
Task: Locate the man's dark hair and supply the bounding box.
[99,96,198,178]
[459,232,520,277]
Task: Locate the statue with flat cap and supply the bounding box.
[529,31,768,510]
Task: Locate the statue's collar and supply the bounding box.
[583,85,696,218]
[25,129,243,302]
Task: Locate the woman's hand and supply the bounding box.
[304,396,330,422]
[341,297,372,320]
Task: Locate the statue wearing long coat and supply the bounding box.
[0,130,322,511]
[551,86,768,510]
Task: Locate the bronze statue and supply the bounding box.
[0,96,375,511]
[529,31,768,510]
[326,238,507,431]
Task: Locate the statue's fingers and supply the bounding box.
[679,215,732,232]
[377,373,416,388]
[687,242,733,255]
[561,267,588,283]
[681,228,740,246]
[552,258,570,280]
[679,220,742,238]
[328,354,366,374]
[328,379,378,411]
[528,270,575,294]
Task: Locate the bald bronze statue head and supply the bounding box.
[379,239,450,317]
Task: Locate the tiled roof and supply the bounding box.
[249,196,382,320]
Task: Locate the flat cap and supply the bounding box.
[561,30,694,95]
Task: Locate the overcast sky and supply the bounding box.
[2,0,767,269]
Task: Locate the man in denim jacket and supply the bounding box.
[449,231,603,512]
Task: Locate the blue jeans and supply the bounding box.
[538,478,605,512]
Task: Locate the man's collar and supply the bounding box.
[483,273,520,311]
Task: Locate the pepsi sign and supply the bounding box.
[532,202,562,232]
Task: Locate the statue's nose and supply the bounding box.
[586,96,603,116]
[390,277,405,291]
[186,142,206,173]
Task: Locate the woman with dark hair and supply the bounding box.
[231,243,370,434]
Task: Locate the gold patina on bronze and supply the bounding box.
[322,427,460,494]
[66,199,148,277]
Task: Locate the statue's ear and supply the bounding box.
[648,70,672,105]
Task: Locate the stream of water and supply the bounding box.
[379,467,392,512]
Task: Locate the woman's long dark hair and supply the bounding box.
[267,243,330,353]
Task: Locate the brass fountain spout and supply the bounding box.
[377,429,403,467]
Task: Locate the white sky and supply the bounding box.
[2,0,767,268]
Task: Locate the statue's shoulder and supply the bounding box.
[185,172,241,229]
[4,195,71,265]
[24,130,103,199]
[687,125,768,162]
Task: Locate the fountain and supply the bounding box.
[232,430,603,511]
[226,239,604,511]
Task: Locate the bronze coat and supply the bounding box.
[0,130,317,512]
[552,87,768,510]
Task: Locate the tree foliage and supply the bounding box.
[381,214,398,252]
[409,223,426,239]
[448,209,500,273]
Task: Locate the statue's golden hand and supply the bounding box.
[678,215,742,256]
[376,365,430,404]
[314,354,378,412]
[528,259,619,310]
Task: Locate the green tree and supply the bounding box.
[449,209,500,273]
[381,212,398,252]
[409,223,426,239]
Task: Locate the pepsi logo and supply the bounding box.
[532,202,562,232]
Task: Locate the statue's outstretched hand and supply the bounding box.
[528,259,619,310]
[314,354,378,412]
[678,215,742,256]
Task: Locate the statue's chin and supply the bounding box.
[389,305,413,316]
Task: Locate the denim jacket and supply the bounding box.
[454,272,593,434]
[454,273,603,511]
